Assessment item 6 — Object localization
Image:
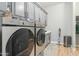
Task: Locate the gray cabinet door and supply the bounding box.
[39,9,46,27]
[0,2,8,16]
[45,13,47,26]
[27,3,34,22]
[39,10,43,26]
[43,12,47,26]
[35,3,47,27]
[14,2,25,17]
[35,5,40,25]
[42,11,45,26]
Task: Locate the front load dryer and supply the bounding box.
[2,26,34,56]
[36,27,46,56]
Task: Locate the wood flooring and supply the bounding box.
[43,44,79,56]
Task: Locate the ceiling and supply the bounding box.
[38,2,61,8]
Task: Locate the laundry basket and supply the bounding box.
[63,36,72,47]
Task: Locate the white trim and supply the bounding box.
[72,2,76,48]
[51,41,63,45]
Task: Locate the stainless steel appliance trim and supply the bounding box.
[0,17,2,56]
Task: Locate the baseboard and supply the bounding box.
[51,41,63,45]
[76,45,79,48]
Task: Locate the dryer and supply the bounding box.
[2,26,34,56]
[0,2,35,56]
[0,16,35,56]
[36,27,46,56]
[36,28,51,56]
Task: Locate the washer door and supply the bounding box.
[37,29,45,46]
[6,28,34,56]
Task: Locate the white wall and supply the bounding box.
[45,2,73,44]
[76,2,79,16]
[64,3,73,35]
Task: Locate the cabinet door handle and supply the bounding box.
[39,18,40,22]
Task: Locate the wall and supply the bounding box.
[74,2,79,48]
[45,2,73,44]
[64,3,73,35]
[76,2,79,16]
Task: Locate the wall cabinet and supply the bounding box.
[40,10,47,27]
[0,2,8,16]
[35,5,40,21]
[14,2,25,18]
[34,3,47,27]
[26,3,35,22]
[35,4,40,26]
[41,10,47,27]
[1,2,47,27]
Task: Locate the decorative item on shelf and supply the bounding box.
[3,7,12,22]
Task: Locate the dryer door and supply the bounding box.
[37,29,45,46]
[6,28,34,56]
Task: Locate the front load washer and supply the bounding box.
[36,27,46,56]
[2,26,34,56]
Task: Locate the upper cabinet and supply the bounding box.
[26,2,35,22]
[6,2,25,19]
[14,2,25,18]
[0,2,8,16]
[34,4,40,25]
[40,10,47,26]
[34,3,47,27]
[0,2,47,27]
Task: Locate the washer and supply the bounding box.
[0,2,35,56]
[36,27,46,56]
[2,26,34,56]
[0,16,35,56]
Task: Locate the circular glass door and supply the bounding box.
[6,28,34,56]
[37,29,45,46]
